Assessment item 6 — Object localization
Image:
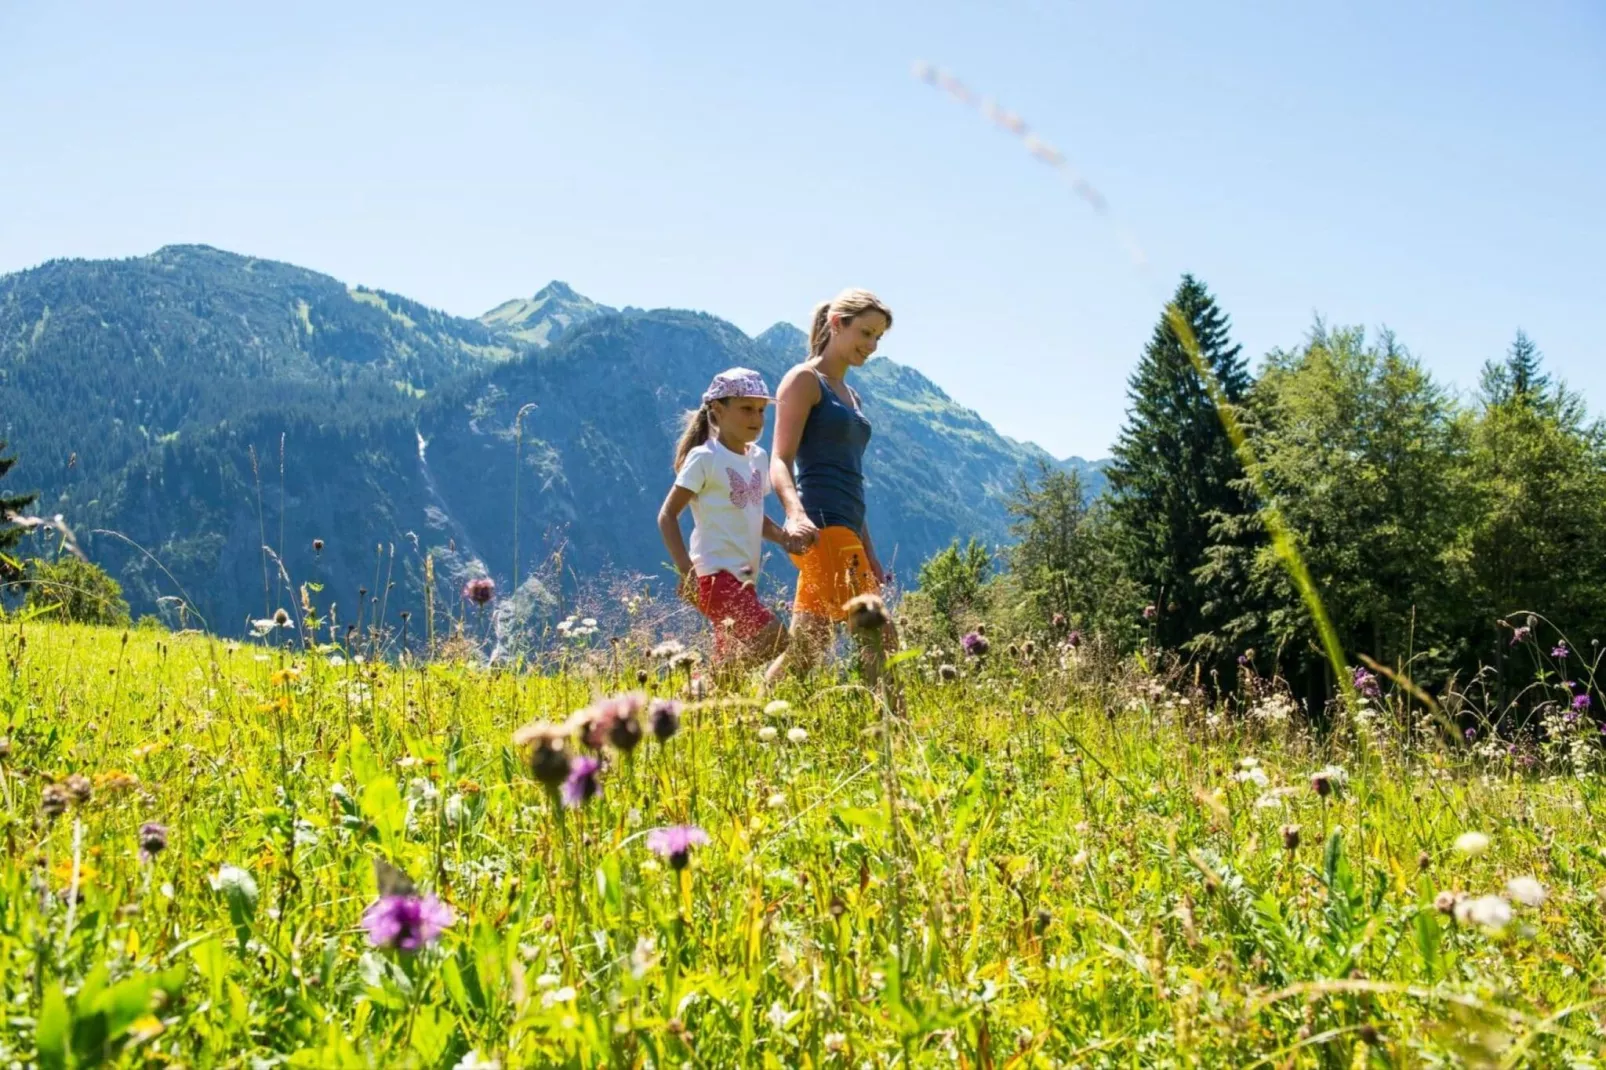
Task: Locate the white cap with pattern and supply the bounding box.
[702,367,774,404]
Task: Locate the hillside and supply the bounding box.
[0,247,1107,634]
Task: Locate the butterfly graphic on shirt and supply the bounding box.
[726,467,764,509]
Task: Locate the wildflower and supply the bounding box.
[560,756,601,808]
[581,617,597,628]
[210,864,259,902]
[273,608,291,627]
[1434,890,1459,914]
[1352,667,1381,701]
[361,893,455,951]
[786,727,808,744]
[767,793,787,808]
[651,639,686,661]
[1051,612,1067,631]
[1281,824,1300,851]
[40,783,71,821]
[63,774,92,805]
[764,700,792,716]
[138,822,168,862]
[648,699,681,741]
[95,770,140,794]
[1021,639,1036,658]
[687,675,707,701]
[961,632,990,658]
[1505,875,1547,906]
[1454,831,1491,856]
[1553,643,1571,659]
[312,538,324,553]
[1065,630,1082,648]
[1573,694,1592,714]
[757,726,778,743]
[1453,894,1512,934]
[1142,604,1158,621]
[1310,765,1346,798]
[462,578,495,606]
[844,593,888,634]
[939,663,958,681]
[1510,625,1531,645]
[1234,766,1269,788]
[1464,727,1477,742]
[596,694,646,752]
[824,1032,847,1053]
[646,825,710,870]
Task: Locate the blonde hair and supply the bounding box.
[672,400,720,472]
[808,288,893,357]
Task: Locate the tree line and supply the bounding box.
[905,276,1606,711]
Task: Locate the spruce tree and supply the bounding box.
[0,440,37,582]
[1479,329,1551,409]
[1106,275,1252,658]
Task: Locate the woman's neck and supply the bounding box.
[811,351,851,382]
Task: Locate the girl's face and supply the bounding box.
[714,396,769,447]
[827,310,889,367]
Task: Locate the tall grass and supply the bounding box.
[1,619,1601,1066]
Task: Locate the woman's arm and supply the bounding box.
[657,485,698,600]
[769,367,821,548]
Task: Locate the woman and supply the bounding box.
[766,288,896,680]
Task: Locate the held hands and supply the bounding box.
[783,514,820,555]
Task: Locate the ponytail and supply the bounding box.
[808,301,833,356]
[672,403,715,472]
[808,288,894,357]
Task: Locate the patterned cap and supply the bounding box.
[702,367,774,404]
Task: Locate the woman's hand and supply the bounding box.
[784,513,820,553]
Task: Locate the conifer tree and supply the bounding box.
[0,440,37,582]
[1106,276,1253,658]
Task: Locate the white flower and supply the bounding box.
[767,793,787,809]
[541,985,576,1007]
[581,618,597,628]
[1505,875,1547,906]
[210,864,258,903]
[786,727,808,744]
[535,973,561,989]
[1454,831,1491,856]
[251,619,279,637]
[326,654,346,667]
[1238,757,1261,769]
[453,1050,501,1070]
[444,794,468,825]
[766,1000,797,1031]
[757,726,778,742]
[1071,850,1089,867]
[824,1032,847,1053]
[1234,766,1270,788]
[764,700,792,716]
[1454,894,1513,933]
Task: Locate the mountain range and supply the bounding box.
[0,245,1107,635]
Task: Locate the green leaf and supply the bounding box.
[834,806,889,834]
[361,775,405,852]
[36,982,69,1070]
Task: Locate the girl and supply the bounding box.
[765,288,897,681]
[658,367,801,667]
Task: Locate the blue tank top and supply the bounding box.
[794,370,872,532]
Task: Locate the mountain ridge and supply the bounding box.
[0,245,1109,634]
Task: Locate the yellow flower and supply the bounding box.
[269,668,302,687]
[93,770,140,794]
[129,1014,164,1041]
[51,859,98,887]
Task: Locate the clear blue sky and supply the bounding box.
[3,1,1602,459]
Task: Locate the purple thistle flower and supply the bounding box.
[1464,727,1477,742]
[361,894,455,951]
[961,632,990,657]
[646,825,710,870]
[1065,630,1083,649]
[1510,625,1531,646]
[1553,643,1571,659]
[561,755,601,808]
[648,699,681,742]
[1352,667,1381,701]
[1573,693,1592,713]
[138,822,168,862]
[462,577,496,606]
[1142,604,1158,622]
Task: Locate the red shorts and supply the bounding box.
[697,571,778,661]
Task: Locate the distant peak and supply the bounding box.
[755,321,808,356]
[532,280,581,303]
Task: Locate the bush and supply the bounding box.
[24,556,132,626]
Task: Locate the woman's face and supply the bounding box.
[829,310,889,367]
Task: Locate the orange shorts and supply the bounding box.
[789,526,880,621]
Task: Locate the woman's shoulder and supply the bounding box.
[777,363,824,400]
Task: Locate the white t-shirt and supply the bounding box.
[674,438,770,580]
